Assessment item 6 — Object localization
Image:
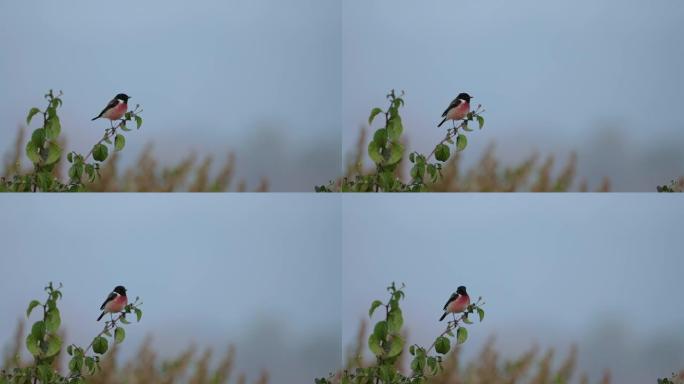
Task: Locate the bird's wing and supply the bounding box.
[441,98,463,117]
[443,292,460,310]
[96,98,119,118]
[100,292,117,310]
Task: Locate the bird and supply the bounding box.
[91,93,131,122]
[437,92,472,128]
[97,285,128,321]
[439,285,471,321]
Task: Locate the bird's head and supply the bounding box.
[113,285,127,296]
[456,286,467,295]
[115,93,131,103]
[457,93,472,103]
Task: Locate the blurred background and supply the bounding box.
[0,195,341,383]
[342,0,684,191]
[342,195,684,383]
[0,0,341,191]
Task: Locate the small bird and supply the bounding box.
[97,285,128,321]
[91,93,131,121]
[439,285,471,321]
[437,92,472,128]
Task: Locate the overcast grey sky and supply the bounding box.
[343,0,684,191]
[0,0,341,191]
[342,195,683,383]
[0,195,341,383]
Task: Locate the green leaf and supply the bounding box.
[456,327,468,344]
[476,115,485,129]
[456,134,468,152]
[26,333,41,357]
[69,163,83,181]
[368,333,383,357]
[368,141,383,165]
[92,143,108,162]
[134,115,143,129]
[46,308,61,333]
[69,356,83,374]
[373,128,388,147]
[92,336,108,354]
[134,307,143,322]
[387,117,403,141]
[31,320,46,339]
[26,107,41,125]
[27,300,41,317]
[386,142,404,165]
[387,309,403,334]
[435,336,450,354]
[114,327,125,343]
[369,300,383,317]
[435,143,450,162]
[45,334,62,357]
[368,107,383,125]
[114,134,125,151]
[46,117,61,140]
[387,336,404,358]
[373,320,388,340]
[45,142,62,165]
[119,316,131,325]
[476,307,485,322]
[26,141,41,164]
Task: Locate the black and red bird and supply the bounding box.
[97,285,128,321]
[438,92,472,128]
[91,93,130,121]
[439,285,471,321]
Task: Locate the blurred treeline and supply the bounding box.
[341,128,612,192]
[2,128,268,192]
[2,322,268,384]
[343,321,684,384]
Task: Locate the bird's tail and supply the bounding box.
[97,311,105,321]
[439,312,447,321]
[91,116,99,121]
[437,118,447,127]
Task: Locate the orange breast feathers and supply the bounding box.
[104,294,128,313]
[447,294,470,313]
[102,102,128,120]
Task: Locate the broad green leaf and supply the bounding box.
[387,309,403,334]
[476,115,485,129]
[456,134,468,151]
[368,107,383,125]
[45,142,62,165]
[69,356,83,373]
[26,141,41,164]
[435,143,450,162]
[31,320,46,339]
[46,117,61,140]
[386,143,404,165]
[92,143,108,162]
[85,356,96,374]
[435,336,450,354]
[373,128,388,147]
[477,307,485,322]
[26,333,41,356]
[46,308,61,332]
[134,308,142,322]
[134,115,143,129]
[368,141,383,164]
[373,320,388,340]
[456,327,468,344]
[114,134,125,151]
[387,117,403,141]
[69,164,83,181]
[27,300,41,317]
[369,300,383,317]
[387,336,404,358]
[114,327,125,343]
[368,333,383,357]
[27,107,41,125]
[45,334,62,357]
[92,336,108,354]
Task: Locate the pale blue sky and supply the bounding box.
[0,0,341,191]
[343,0,684,190]
[342,194,683,383]
[0,195,342,383]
